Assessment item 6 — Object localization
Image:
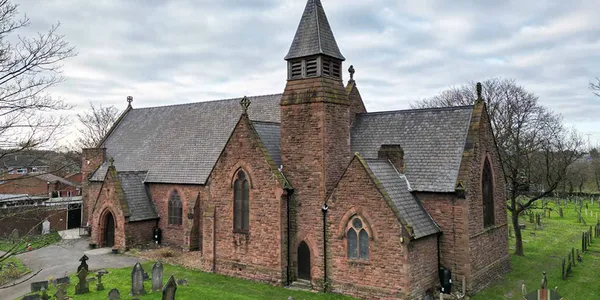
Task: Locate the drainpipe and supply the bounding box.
[321,203,328,291]
[286,188,294,286]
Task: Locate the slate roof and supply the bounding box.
[92,94,282,184]
[252,121,282,167]
[364,159,440,239]
[351,106,474,192]
[34,173,79,188]
[116,171,158,222]
[285,0,345,61]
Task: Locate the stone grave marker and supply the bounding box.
[108,288,121,300]
[75,268,90,294]
[162,275,177,300]
[8,228,19,242]
[131,262,146,296]
[54,284,68,300]
[96,270,105,291]
[55,276,70,285]
[78,254,89,273]
[176,278,188,285]
[559,207,563,218]
[152,262,164,291]
[30,280,48,292]
[22,294,41,300]
[41,220,51,235]
[143,271,150,281]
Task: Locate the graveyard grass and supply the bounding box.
[473,199,600,300]
[21,262,355,300]
[0,256,30,286]
[0,231,61,252]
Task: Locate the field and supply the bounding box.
[474,199,600,299]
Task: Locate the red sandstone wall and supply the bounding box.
[90,169,126,249]
[327,158,411,299]
[407,235,439,298]
[125,219,157,247]
[206,116,285,283]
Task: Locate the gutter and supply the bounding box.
[321,203,329,291]
[286,188,294,286]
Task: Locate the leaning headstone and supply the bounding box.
[108,288,121,300]
[8,228,19,243]
[55,276,70,285]
[75,268,89,294]
[22,294,41,300]
[42,220,51,235]
[131,262,146,296]
[78,254,89,273]
[162,275,177,300]
[96,271,105,291]
[152,262,164,291]
[30,281,48,292]
[54,284,68,300]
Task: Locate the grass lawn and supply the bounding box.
[473,199,600,300]
[21,262,355,300]
[0,231,61,253]
[0,256,30,286]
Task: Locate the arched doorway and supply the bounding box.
[297,241,311,280]
[104,211,115,247]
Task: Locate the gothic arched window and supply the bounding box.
[482,157,495,227]
[234,170,250,232]
[168,190,183,225]
[347,216,369,260]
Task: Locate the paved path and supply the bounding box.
[0,239,144,300]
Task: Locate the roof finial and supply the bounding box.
[476,82,483,102]
[240,96,251,114]
[349,65,355,81]
[127,96,133,107]
[109,157,115,167]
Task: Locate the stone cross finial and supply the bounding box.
[541,271,547,289]
[240,96,251,114]
[476,82,483,101]
[348,65,355,81]
[109,157,115,167]
[127,96,133,105]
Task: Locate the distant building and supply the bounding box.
[82,1,510,298]
[0,155,50,175]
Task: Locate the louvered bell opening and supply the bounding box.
[306,58,318,77]
[322,59,331,77]
[332,61,341,78]
[290,60,303,79]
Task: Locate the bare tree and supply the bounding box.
[414,78,585,256]
[0,0,75,159]
[76,102,120,149]
[591,78,600,97]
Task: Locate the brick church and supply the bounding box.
[81,0,510,298]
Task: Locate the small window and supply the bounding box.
[290,60,302,79]
[234,170,250,232]
[168,190,183,225]
[17,168,27,174]
[306,58,318,77]
[482,158,495,227]
[346,216,369,260]
[67,191,72,197]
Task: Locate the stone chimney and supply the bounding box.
[378,145,404,173]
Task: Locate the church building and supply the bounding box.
[81,1,510,298]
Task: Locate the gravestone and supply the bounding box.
[96,271,105,291]
[162,275,177,300]
[108,288,121,300]
[559,207,563,218]
[143,272,150,281]
[78,254,89,273]
[130,262,146,296]
[75,268,89,294]
[22,294,41,300]
[30,280,48,292]
[176,278,188,286]
[55,276,70,285]
[54,284,67,300]
[152,262,164,291]
[42,220,51,235]
[8,228,19,242]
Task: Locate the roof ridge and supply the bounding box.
[131,93,283,111]
[358,105,474,116]
[251,120,281,125]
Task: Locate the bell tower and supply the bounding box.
[280,0,351,286]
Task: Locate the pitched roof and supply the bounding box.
[34,173,79,188]
[116,171,158,222]
[1,155,48,168]
[92,94,281,184]
[252,121,282,167]
[351,106,473,192]
[364,159,440,239]
[285,0,345,61]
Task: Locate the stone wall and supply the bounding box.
[407,235,439,298]
[125,219,158,248]
[81,148,105,223]
[90,167,126,249]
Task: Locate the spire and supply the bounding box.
[285,0,345,61]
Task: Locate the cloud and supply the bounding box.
[14,0,600,145]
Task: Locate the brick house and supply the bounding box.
[81,1,510,298]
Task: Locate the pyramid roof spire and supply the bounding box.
[285,0,345,61]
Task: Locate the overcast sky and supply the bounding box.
[16,0,600,146]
